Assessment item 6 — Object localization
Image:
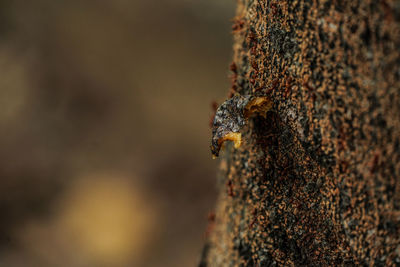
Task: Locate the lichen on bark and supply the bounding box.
[203,0,400,266]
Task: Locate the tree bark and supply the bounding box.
[203,0,400,266]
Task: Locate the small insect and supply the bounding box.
[210,95,272,158]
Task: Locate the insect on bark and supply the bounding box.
[210,95,272,158]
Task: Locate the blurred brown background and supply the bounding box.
[0,1,235,266]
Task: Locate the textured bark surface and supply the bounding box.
[203,0,400,266]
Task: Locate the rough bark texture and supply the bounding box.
[203,0,400,266]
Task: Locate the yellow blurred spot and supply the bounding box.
[57,174,157,265]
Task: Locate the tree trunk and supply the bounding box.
[202,0,400,266]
